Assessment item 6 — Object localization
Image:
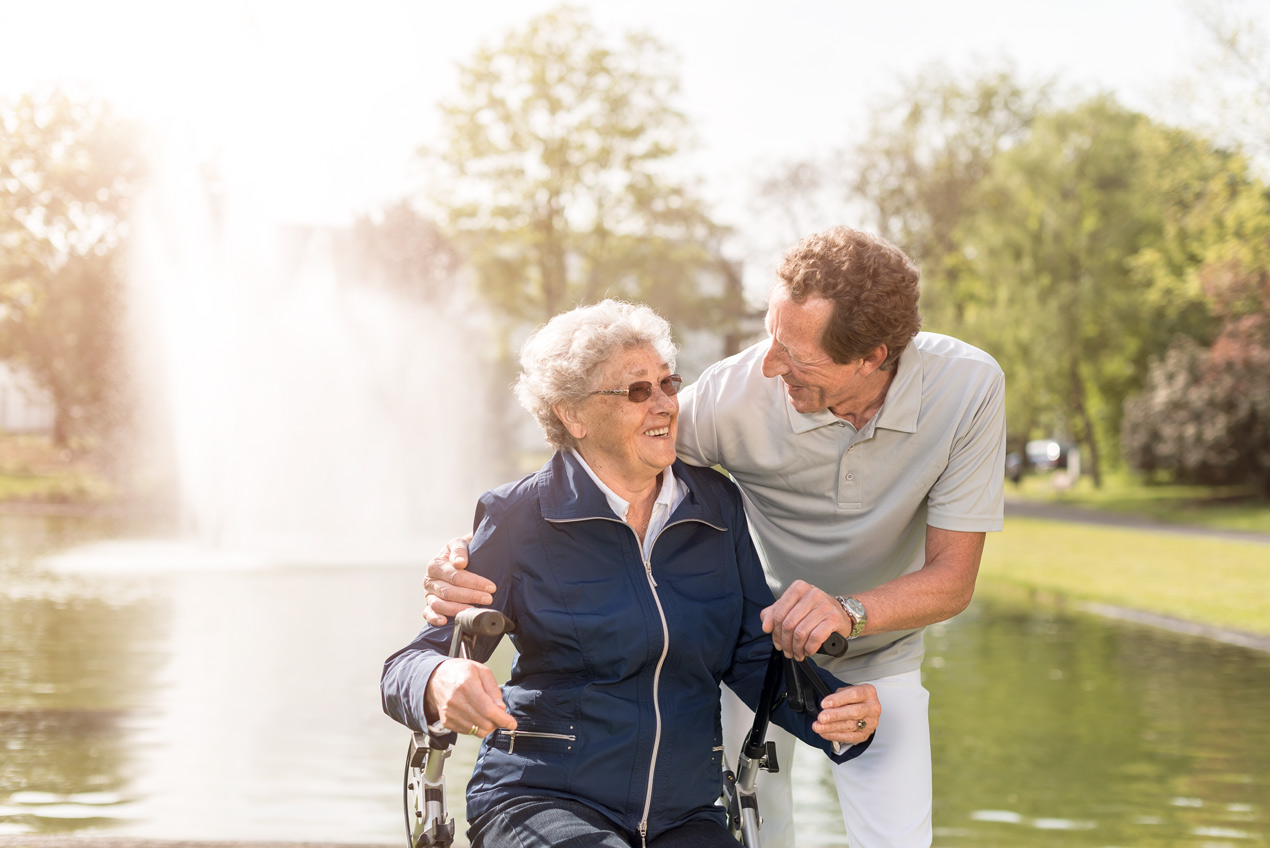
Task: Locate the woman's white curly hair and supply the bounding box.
[514,299,678,451]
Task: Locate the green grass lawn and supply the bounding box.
[982,515,1270,636]
[1006,470,1270,534]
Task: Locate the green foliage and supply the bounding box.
[841,65,1270,490]
[0,90,142,446]
[424,5,743,337]
[849,65,1051,331]
[957,99,1238,484]
[1123,201,1270,496]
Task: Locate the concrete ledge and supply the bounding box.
[1075,601,1270,652]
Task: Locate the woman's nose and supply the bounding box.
[651,382,678,411]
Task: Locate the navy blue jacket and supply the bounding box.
[381,452,869,840]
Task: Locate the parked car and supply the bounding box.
[1025,439,1071,472]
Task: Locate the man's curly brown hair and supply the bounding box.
[776,226,922,371]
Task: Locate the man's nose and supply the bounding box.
[761,340,786,378]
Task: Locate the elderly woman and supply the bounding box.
[381,300,879,848]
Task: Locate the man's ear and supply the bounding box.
[554,402,588,441]
[858,344,889,376]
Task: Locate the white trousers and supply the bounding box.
[720,667,932,848]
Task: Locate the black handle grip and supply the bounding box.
[817,632,847,658]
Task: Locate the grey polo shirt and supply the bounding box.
[677,332,1006,679]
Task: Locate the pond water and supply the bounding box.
[1,514,1268,846]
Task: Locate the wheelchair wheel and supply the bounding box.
[403,734,455,848]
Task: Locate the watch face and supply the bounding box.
[843,596,866,635]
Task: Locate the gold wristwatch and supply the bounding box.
[835,595,868,638]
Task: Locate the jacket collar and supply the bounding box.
[538,451,728,529]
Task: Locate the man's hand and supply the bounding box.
[424,658,517,738]
[760,579,850,660]
[812,683,880,745]
[423,533,496,626]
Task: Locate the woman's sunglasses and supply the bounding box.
[590,374,683,403]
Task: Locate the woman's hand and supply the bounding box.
[812,683,880,746]
[425,658,517,738]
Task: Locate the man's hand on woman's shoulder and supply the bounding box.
[423,532,496,626]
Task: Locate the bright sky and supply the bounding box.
[0,0,1245,243]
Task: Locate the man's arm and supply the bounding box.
[762,525,985,660]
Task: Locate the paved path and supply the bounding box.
[1006,498,1270,544]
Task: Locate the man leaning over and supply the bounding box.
[424,226,1007,848]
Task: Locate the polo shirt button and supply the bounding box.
[845,473,855,480]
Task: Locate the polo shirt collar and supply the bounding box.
[782,343,922,436]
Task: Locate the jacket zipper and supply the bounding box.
[637,552,670,848]
[543,514,727,845]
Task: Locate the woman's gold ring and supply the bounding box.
[469,725,479,736]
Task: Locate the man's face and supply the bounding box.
[760,287,864,414]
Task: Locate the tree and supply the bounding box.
[1123,173,1270,495]
[847,66,1051,331]
[0,90,141,446]
[423,5,743,339]
[1185,0,1270,162]
[1122,330,1270,495]
[958,99,1232,485]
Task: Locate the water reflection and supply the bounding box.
[921,583,1270,848]
[2,517,1268,846]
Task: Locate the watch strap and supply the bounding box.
[835,595,868,638]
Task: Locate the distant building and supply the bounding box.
[0,363,54,434]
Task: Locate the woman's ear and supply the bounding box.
[553,402,588,441]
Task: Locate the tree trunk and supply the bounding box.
[1069,363,1102,488]
[717,256,749,358]
[52,407,69,448]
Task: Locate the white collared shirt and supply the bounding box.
[570,449,688,556]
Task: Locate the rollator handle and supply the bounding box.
[405,608,518,848]
[819,632,847,658]
[450,609,515,660]
[456,608,517,638]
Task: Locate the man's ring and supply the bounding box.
[856,719,867,731]
[469,725,479,736]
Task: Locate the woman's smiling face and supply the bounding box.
[569,345,679,487]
